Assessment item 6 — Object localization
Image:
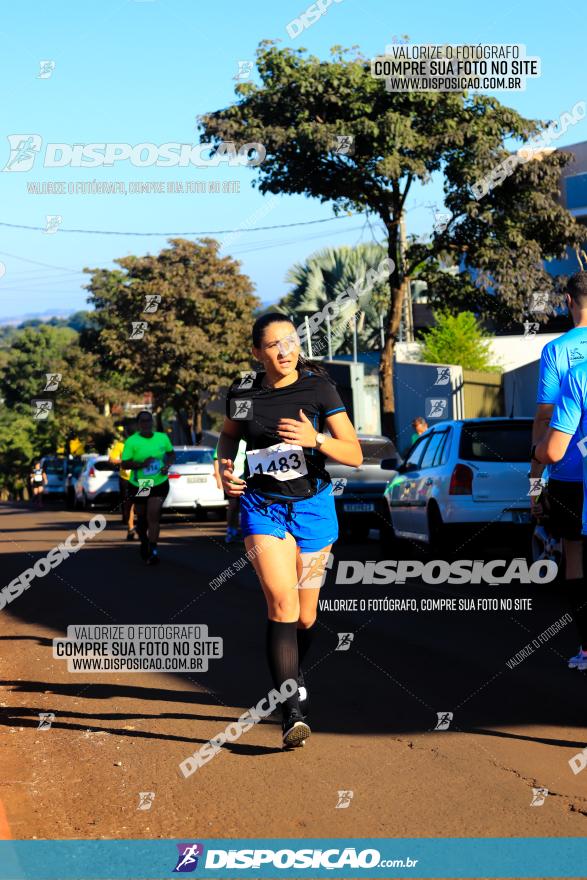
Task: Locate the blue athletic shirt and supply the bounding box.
[550,362,587,533]
[537,327,587,481]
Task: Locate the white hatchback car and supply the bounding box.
[384,418,533,550]
[74,455,120,509]
[163,446,227,517]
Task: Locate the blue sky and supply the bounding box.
[0,0,584,320]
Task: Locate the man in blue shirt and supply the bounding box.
[535,272,587,670]
[532,273,587,586]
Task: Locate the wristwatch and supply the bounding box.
[315,432,326,450]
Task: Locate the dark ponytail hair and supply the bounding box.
[252,312,333,380]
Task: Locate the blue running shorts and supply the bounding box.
[240,485,338,552]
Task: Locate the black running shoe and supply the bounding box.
[146,548,159,566]
[126,528,137,541]
[297,673,309,718]
[282,712,311,749]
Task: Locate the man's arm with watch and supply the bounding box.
[277,409,363,468]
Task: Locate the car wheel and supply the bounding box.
[379,516,397,548]
[427,503,450,558]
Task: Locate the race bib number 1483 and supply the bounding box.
[246,442,308,482]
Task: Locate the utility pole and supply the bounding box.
[400,212,414,343]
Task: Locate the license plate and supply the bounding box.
[343,502,375,513]
[187,476,208,483]
[508,509,531,524]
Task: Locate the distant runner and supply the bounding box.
[29,461,47,507]
[121,411,175,565]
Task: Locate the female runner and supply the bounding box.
[217,313,362,748]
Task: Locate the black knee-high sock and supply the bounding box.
[266,620,300,715]
[563,579,587,646]
[297,623,317,678]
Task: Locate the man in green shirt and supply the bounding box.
[122,410,175,565]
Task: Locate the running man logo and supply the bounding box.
[335,790,354,809]
[433,211,450,233]
[277,331,299,357]
[330,477,347,496]
[528,478,544,497]
[237,371,256,390]
[32,399,53,420]
[336,632,354,651]
[523,321,539,336]
[143,295,162,314]
[129,322,149,340]
[136,479,155,497]
[44,373,62,391]
[137,791,155,811]
[44,214,62,234]
[332,135,355,156]
[434,711,453,730]
[230,399,253,420]
[434,367,451,386]
[38,60,56,79]
[234,60,254,80]
[38,712,55,730]
[530,292,549,313]
[425,398,447,419]
[530,787,548,806]
[173,843,204,873]
[3,134,42,171]
[298,550,334,590]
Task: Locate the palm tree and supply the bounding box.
[279,243,390,357]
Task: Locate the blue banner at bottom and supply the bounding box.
[0,838,584,879]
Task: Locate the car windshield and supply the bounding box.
[359,438,398,465]
[174,450,214,465]
[459,423,532,462]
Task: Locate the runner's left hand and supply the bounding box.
[277,409,317,447]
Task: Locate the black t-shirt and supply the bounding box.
[225,369,346,500]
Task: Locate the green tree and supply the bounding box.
[198,41,582,437]
[420,311,497,372]
[280,243,389,356]
[83,237,259,440]
[0,324,124,473]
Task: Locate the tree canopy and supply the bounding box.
[199,41,583,435]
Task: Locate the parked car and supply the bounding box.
[74,456,120,509]
[325,435,401,542]
[65,456,94,509]
[384,418,533,552]
[40,456,67,498]
[163,446,227,518]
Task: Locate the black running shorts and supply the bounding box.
[546,478,583,541]
[128,479,170,504]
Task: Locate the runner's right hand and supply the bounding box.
[221,458,247,496]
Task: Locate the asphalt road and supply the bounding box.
[1,501,587,876]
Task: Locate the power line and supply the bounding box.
[0,213,357,237]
